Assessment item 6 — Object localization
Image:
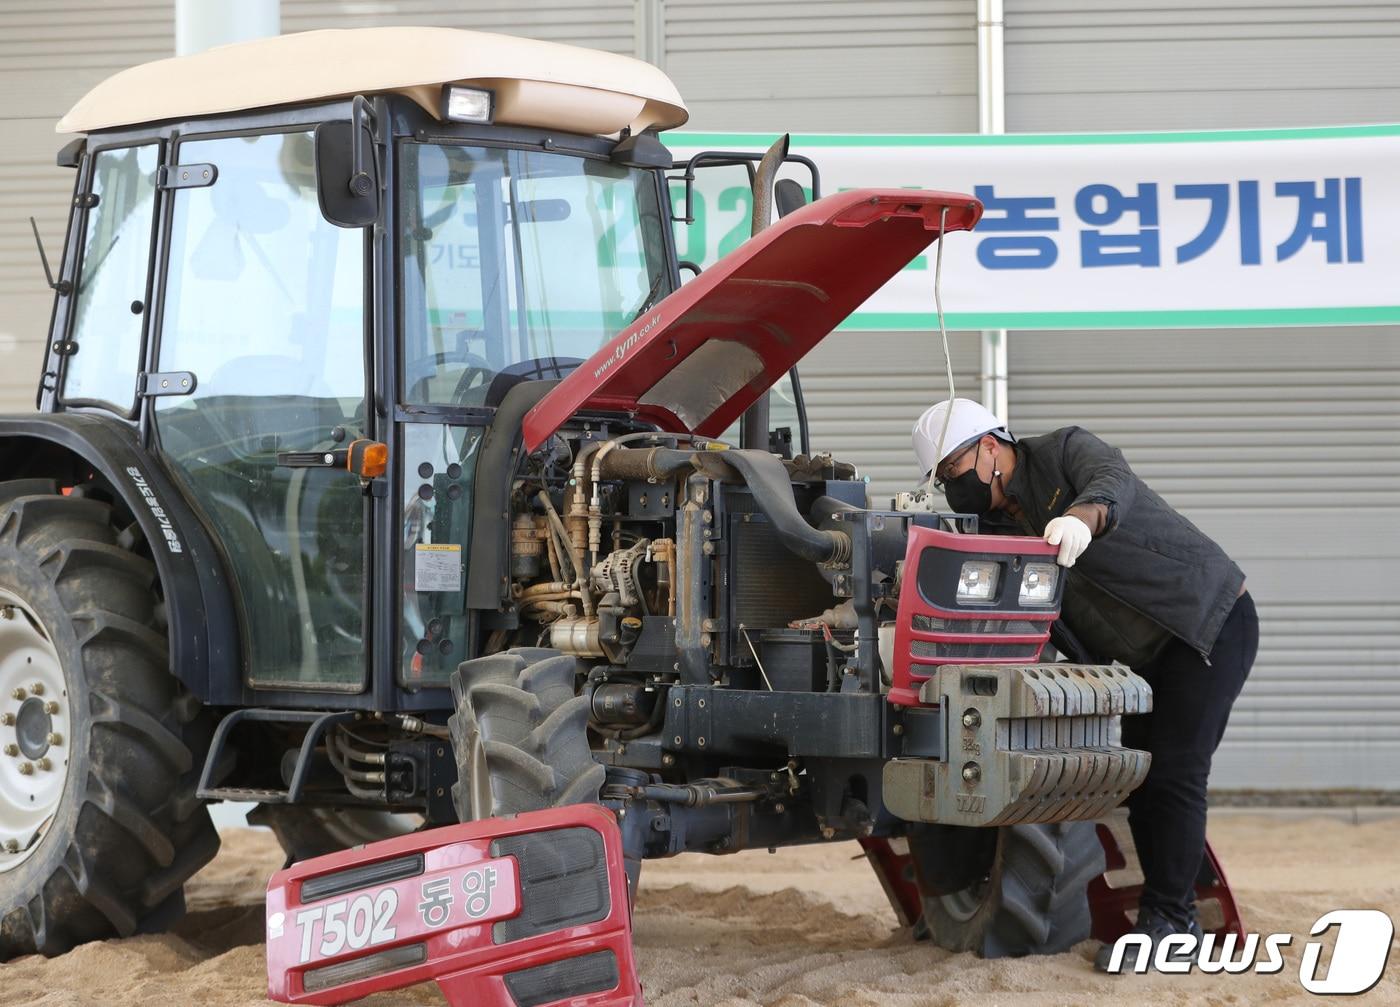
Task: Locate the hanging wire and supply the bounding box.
[926,204,955,498]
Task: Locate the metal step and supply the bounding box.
[196,708,358,804]
[201,786,289,803]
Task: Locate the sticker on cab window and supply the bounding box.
[414,543,462,592]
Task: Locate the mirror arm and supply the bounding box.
[348,95,377,199]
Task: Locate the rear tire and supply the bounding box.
[448,648,603,820]
[0,482,218,959]
[247,805,423,864]
[912,821,1105,957]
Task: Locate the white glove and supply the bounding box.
[1044,514,1092,568]
[791,598,858,631]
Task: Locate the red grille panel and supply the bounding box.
[889,525,1060,707]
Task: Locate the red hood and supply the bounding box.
[521,187,982,452]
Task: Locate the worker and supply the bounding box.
[912,398,1258,972]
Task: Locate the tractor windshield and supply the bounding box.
[399,142,670,407]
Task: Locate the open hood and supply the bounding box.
[521,187,982,452]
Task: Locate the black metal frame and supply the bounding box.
[50,138,167,419]
[667,148,823,225]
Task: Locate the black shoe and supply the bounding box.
[1093,907,1204,973]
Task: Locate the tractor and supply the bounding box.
[0,27,1171,975]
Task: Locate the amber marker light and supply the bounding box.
[347,440,389,479]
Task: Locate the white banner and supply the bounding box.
[670,125,1400,330]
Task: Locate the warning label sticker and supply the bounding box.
[414,543,462,593]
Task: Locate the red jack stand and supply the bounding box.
[860,815,1245,947]
[1088,815,1245,943]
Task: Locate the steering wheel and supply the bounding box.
[410,344,496,405]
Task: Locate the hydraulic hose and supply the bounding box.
[721,449,851,566]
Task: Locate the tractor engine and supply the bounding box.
[480,419,1151,859]
[503,429,876,689]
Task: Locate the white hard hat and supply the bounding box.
[912,398,1014,477]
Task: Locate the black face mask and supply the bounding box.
[942,444,994,515]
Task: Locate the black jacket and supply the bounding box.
[986,427,1245,666]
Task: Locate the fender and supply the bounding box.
[0,412,239,703]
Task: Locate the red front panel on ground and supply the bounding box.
[266,805,641,1007]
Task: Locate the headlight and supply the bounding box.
[442,85,494,124]
[956,561,1000,604]
[1019,562,1059,606]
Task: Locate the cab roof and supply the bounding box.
[57,26,689,136]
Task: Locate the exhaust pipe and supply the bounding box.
[749,133,790,238]
[741,133,791,451]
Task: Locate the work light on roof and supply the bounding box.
[442,86,494,124]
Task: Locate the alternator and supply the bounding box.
[591,539,649,608]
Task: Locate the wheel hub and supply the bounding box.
[15,697,51,760]
[0,590,70,872]
[939,876,992,923]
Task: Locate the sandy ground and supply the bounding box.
[3,811,1398,1006]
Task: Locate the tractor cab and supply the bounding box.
[42,28,706,701]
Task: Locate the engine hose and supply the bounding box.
[518,581,576,598]
[538,490,592,616]
[720,449,852,565]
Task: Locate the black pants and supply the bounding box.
[1119,591,1259,927]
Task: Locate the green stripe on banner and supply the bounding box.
[837,306,1400,331]
[427,308,1400,332]
[675,123,1400,149]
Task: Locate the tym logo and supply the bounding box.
[591,313,661,379]
[1105,909,1394,994]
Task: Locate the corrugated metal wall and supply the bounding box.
[663,1,977,132]
[998,2,1400,788]
[0,1,172,414]
[1005,1,1400,131]
[279,1,636,53]
[801,330,982,493]
[1010,330,1400,788]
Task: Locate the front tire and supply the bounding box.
[912,821,1105,957]
[448,648,603,820]
[0,482,218,958]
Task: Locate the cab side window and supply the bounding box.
[61,145,160,412]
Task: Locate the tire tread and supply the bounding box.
[917,819,1105,958]
[0,486,217,960]
[449,648,601,820]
